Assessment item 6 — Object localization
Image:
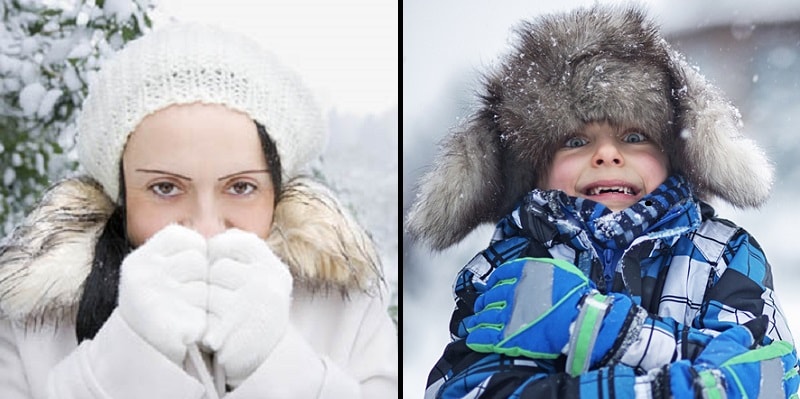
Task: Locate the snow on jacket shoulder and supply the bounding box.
[426,187,798,398]
[0,177,398,398]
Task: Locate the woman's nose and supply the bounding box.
[192,215,226,239]
[592,139,624,166]
[183,198,227,239]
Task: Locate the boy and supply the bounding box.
[406,5,799,398]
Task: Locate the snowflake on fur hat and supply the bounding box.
[406,4,773,251]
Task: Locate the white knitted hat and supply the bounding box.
[77,22,326,202]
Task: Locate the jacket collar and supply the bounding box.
[0,176,383,324]
[515,175,701,249]
[563,175,701,249]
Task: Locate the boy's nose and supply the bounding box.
[592,141,624,166]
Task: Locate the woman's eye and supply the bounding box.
[227,181,256,195]
[623,131,647,143]
[149,182,181,197]
[564,137,588,148]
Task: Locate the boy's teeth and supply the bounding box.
[589,186,633,195]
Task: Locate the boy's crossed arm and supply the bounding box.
[427,257,799,399]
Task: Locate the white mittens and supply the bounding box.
[117,226,292,387]
[117,225,209,365]
[203,228,293,388]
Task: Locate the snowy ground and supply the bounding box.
[404,1,800,397]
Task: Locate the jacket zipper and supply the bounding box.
[601,248,616,293]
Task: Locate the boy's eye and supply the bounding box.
[622,131,647,143]
[149,182,182,197]
[564,137,588,148]
[227,181,256,195]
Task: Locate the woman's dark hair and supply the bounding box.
[75,173,129,342]
[256,122,282,200]
[76,121,282,341]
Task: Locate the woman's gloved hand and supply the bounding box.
[203,228,293,388]
[117,224,209,365]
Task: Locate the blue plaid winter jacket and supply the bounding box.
[425,176,799,398]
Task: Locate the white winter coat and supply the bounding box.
[0,177,398,398]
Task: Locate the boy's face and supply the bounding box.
[542,121,669,211]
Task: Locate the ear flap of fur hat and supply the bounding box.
[406,4,774,251]
[405,111,504,251]
[667,48,774,208]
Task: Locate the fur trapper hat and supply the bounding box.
[406,4,774,250]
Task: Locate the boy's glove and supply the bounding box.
[464,257,640,376]
[668,316,799,398]
[203,229,293,388]
[117,225,209,365]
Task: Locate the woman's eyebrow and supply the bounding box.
[217,169,270,181]
[135,169,192,181]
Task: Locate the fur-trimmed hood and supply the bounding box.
[0,176,383,324]
[406,4,774,250]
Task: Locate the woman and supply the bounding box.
[0,22,397,398]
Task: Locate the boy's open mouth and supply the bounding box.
[583,185,639,196]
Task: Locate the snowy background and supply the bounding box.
[403,0,800,397]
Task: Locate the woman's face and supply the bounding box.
[123,103,275,247]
